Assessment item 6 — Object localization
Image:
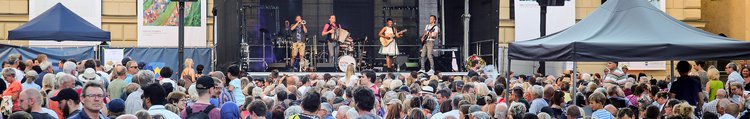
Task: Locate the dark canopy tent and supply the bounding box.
[505,0,750,105]
[8,3,110,41]
[508,0,750,61]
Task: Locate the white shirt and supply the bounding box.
[727,71,744,86]
[529,98,549,114]
[719,114,736,119]
[97,71,110,81]
[424,24,440,41]
[125,89,144,114]
[13,68,24,81]
[148,105,181,119]
[160,78,177,89]
[444,110,460,119]
[21,82,41,91]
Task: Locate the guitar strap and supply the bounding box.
[426,24,437,38]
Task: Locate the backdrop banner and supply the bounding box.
[0,45,95,68]
[123,48,212,78]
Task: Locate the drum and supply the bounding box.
[335,29,350,42]
[338,55,356,71]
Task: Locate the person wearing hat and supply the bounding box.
[79,68,103,85]
[143,83,180,118]
[180,76,221,119]
[107,99,126,118]
[22,70,41,91]
[19,88,56,119]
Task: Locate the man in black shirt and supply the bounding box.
[669,61,704,107]
[290,15,308,70]
[19,88,56,119]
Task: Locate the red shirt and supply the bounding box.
[3,81,22,111]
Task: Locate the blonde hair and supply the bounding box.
[671,102,695,118]
[42,74,56,89]
[184,58,194,68]
[707,66,720,81]
[345,64,355,82]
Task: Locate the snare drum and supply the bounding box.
[338,55,356,72]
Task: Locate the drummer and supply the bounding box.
[322,14,340,63]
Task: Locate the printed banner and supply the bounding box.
[137,0,207,47]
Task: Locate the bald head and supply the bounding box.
[116,114,138,119]
[20,88,42,111]
[716,89,727,99]
[114,66,127,78]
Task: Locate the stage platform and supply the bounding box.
[246,71,469,77]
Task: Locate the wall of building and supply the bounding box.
[0,0,215,47]
[702,0,750,41]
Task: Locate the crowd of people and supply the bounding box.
[0,53,749,119]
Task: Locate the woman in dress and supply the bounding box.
[378,18,402,71]
[181,58,197,87]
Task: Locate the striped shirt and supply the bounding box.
[592,109,613,119]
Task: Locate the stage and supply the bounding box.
[246,71,469,77]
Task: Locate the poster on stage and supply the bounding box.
[620,61,666,70]
[28,0,102,46]
[137,0,207,47]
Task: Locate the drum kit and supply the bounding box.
[271,28,366,72]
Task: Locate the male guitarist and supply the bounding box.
[378,18,404,71]
[420,15,439,72]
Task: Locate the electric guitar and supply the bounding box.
[379,29,407,47]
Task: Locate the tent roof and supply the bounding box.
[508,0,750,61]
[8,3,110,41]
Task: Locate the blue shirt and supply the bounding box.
[592,109,613,119]
[124,74,133,84]
[528,98,549,114]
[68,110,108,119]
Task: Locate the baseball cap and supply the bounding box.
[50,88,80,101]
[397,85,410,93]
[107,99,125,112]
[195,76,216,89]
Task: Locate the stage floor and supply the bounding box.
[246,71,469,77]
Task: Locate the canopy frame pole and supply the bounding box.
[572,61,577,105]
[670,60,674,83]
[506,58,512,106]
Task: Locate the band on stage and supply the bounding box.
[277,14,441,72]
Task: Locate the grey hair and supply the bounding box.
[284,106,303,119]
[509,102,527,119]
[209,71,225,81]
[471,112,490,119]
[133,70,155,86]
[63,62,77,75]
[2,68,15,77]
[537,112,552,119]
[532,85,544,98]
[727,62,738,71]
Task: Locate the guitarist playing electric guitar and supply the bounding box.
[419,15,439,72]
[378,18,405,71]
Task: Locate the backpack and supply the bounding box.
[186,105,215,119]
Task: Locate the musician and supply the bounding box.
[420,15,439,72]
[290,16,307,68]
[378,18,402,70]
[322,15,340,62]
